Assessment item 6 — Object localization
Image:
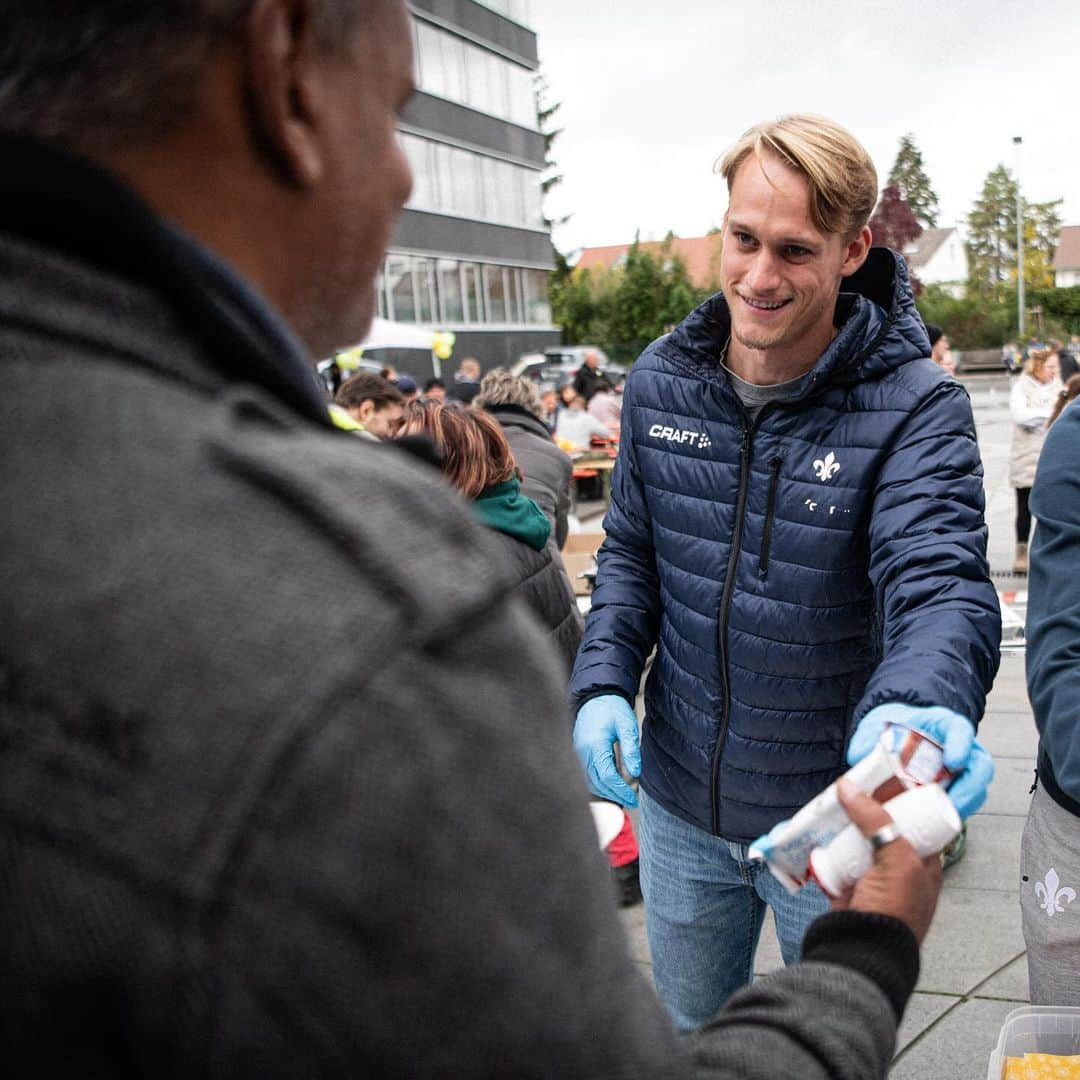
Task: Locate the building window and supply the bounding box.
[483,265,507,323]
[413,18,536,129]
[400,133,544,230]
[522,268,551,324]
[385,255,416,322]
[376,266,388,319]
[381,254,550,327]
[462,263,485,323]
[438,259,465,322]
[414,258,438,324]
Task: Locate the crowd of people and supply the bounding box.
[3,2,1080,1076]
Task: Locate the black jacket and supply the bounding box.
[572,363,608,401]
[487,528,583,677]
[484,403,574,548]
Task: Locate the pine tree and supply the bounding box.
[965,166,1063,296]
[536,76,568,234]
[536,75,577,340]
[887,135,940,228]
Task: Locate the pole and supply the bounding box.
[1013,136,1025,339]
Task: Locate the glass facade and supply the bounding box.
[413,18,536,128]
[400,132,544,231]
[377,253,551,327]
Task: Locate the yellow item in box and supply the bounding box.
[1005,1052,1080,1078]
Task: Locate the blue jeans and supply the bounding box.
[638,788,830,1031]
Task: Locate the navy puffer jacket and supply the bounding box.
[569,249,1001,842]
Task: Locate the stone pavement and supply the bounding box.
[609,373,1037,1079]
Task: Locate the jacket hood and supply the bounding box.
[483,403,554,441]
[473,478,552,551]
[658,247,930,392]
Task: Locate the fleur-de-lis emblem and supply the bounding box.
[813,451,840,482]
[1035,867,1077,918]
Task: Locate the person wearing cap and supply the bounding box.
[394,373,419,402]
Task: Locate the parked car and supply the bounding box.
[512,346,627,389]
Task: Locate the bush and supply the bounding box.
[915,286,1014,349]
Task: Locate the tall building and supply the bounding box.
[376,0,559,373]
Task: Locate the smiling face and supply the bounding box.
[720,151,870,381]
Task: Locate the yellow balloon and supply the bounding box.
[335,345,364,371]
[432,330,456,361]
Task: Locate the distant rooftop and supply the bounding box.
[902,227,954,270]
[1053,225,1080,270]
[576,234,723,289]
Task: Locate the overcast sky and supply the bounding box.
[529,0,1080,256]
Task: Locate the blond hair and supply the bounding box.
[1026,348,1057,381]
[473,368,544,420]
[716,114,878,238]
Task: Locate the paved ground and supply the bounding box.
[595,372,1035,1079]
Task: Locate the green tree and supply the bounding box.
[609,237,666,350]
[536,75,578,342]
[966,165,1063,296]
[916,284,1014,349]
[1023,200,1064,289]
[887,134,939,228]
[535,76,568,234]
[966,165,1018,295]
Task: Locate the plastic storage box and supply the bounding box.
[988,1006,1080,1079]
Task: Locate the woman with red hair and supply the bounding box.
[396,402,643,905]
[396,401,582,673]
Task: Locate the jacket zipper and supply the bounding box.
[757,457,784,579]
[710,414,758,835]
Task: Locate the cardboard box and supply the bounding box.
[562,552,597,596]
[562,531,605,555]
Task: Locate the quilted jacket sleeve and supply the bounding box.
[856,379,1001,726]
[569,375,662,709]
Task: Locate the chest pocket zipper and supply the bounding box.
[758,456,784,579]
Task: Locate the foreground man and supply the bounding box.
[3,7,938,1075]
[572,115,1000,1028]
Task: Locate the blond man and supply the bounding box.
[571,115,1001,1028]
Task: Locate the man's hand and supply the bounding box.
[848,702,995,819]
[832,778,943,944]
[573,695,640,808]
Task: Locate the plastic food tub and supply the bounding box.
[988,1005,1080,1079]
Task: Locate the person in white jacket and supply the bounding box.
[1009,348,1062,572]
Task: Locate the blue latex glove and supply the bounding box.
[573,695,641,808]
[847,702,995,820]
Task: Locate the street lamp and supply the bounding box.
[1013,136,1024,339]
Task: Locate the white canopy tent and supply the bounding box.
[359,318,438,352]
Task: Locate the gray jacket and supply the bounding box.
[487,527,583,676]
[484,403,574,548]
[0,134,910,1078]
